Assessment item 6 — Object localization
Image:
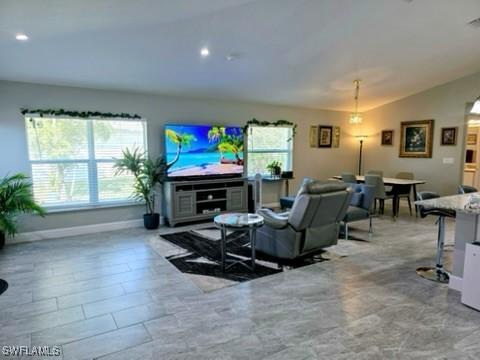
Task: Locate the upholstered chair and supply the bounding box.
[342,183,376,240]
[255,180,352,259]
[341,172,357,184]
[394,171,414,216]
[367,170,383,177]
[364,174,394,216]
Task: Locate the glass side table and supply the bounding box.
[214,213,264,272]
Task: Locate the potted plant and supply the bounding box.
[0,174,45,248]
[114,148,169,230]
[266,160,282,177]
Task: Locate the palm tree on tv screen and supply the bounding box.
[218,135,244,164]
[207,126,225,143]
[165,129,197,167]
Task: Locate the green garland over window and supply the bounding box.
[20,108,142,119]
[243,118,297,141]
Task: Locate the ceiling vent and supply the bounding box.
[468,18,480,28]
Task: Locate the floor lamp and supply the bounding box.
[355,136,367,175]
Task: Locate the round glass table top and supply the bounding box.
[214,213,264,228]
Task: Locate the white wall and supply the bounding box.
[0,80,358,232]
[363,71,480,195]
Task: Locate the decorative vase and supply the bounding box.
[143,213,160,230]
[0,232,5,249]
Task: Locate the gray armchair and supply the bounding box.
[255,180,352,259]
[342,183,376,240]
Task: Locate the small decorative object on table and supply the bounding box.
[266,160,282,177]
[465,193,480,211]
[214,213,264,272]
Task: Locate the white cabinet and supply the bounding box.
[461,243,480,311]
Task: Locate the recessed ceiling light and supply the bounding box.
[200,47,210,57]
[15,33,29,41]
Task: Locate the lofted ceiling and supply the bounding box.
[1,0,480,111]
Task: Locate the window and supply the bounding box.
[25,117,147,209]
[247,126,293,176]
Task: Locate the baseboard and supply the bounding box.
[449,275,463,292]
[10,219,144,244]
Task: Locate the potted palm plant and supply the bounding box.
[114,148,169,230]
[0,173,45,248]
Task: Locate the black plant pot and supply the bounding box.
[143,213,160,230]
[0,232,5,249]
[271,167,281,177]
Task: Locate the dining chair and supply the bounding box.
[364,174,394,216]
[458,185,478,194]
[394,171,414,216]
[367,170,383,177]
[341,172,357,184]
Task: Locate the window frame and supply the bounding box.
[25,115,148,212]
[246,126,294,177]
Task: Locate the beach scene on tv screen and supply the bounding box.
[165,125,244,177]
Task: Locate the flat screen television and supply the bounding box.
[165,124,244,179]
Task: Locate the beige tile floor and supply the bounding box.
[0,211,479,359]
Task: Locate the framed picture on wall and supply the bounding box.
[332,126,341,148]
[399,119,434,158]
[441,127,457,146]
[309,126,318,148]
[381,130,394,146]
[318,126,333,148]
[467,133,477,145]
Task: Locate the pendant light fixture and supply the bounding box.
[349,79,363,124]
[471,96,480,114]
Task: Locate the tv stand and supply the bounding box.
[163,178,247,227]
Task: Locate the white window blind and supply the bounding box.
[25,116,147,209]
[247,126,293,176]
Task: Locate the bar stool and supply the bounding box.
[416,191,456,283]
[458,185,477,194]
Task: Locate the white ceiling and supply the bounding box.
[1,0,480,111]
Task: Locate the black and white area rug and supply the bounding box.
[159,227,347,292]
[0,279,8,295]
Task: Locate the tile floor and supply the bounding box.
[0,212,479,359]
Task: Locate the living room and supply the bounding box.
[1,1,480,359]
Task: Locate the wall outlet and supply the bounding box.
[442,157,455,164]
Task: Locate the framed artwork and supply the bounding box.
[309,126,318,148]
[318,126,333,148]
[467,133,477,146]
[381,130,394,146]
[441,127,457,146]
[399,119,434,158]
[332,126,341,148]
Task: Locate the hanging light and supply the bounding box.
[349,79,363,124]
[471,96,480,114]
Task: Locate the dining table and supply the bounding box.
[331,175,426,217]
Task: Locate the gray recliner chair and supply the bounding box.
[255,180,352,259]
